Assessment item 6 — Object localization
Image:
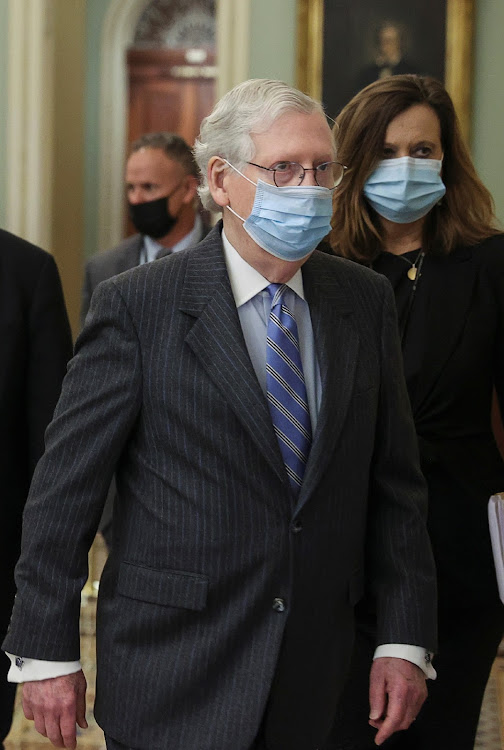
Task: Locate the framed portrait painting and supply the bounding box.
[297,0,475,141]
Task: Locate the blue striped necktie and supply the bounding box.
[266,283,312,495]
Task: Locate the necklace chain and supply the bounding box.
[397,249,425,280]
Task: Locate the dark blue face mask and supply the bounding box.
[224,161,333,261]
[363,156,446,224]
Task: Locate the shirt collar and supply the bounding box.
[221,229,305,308]
[143,214,204,261]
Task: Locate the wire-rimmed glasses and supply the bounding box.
[247,160,347,189]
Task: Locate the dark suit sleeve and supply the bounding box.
[367,281,437,651]
[3,280,143,660]
[1,244,72,651]
[26,253,73,474]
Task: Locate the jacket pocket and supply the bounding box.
[117,561,209,611]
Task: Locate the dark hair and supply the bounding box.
[130,132,199,178]
[329,74,499,261]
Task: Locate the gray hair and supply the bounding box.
[193,79,328,211]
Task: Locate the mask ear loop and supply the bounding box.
[226,205,246,222]
[221,158,257,222]
[222,158,257,187]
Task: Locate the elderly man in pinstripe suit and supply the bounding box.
[3,80,436,750]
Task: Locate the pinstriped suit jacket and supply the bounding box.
[4,223,436,750]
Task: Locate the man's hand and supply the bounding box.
[368,657,427,746]
[22,670,88,749]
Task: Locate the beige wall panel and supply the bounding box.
[52,0,86,337]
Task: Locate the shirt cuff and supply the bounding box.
[5,653,82,683]
[373,644,436,680]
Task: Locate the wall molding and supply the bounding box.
[97,0,149,252]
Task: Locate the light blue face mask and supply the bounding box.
[363,156,446,224]
[224,161,333,262]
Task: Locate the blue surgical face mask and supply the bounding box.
[224,161,333,261]
[363,156,446,224]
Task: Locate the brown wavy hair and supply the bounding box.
[329,74,499,261]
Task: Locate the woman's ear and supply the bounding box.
[207,157,231,208]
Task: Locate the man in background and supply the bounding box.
[81,131,206,322]
[0,229,72,747]
[81,131,207,547]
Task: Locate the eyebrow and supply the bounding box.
[383,139,438,147]
[126,181,160,188]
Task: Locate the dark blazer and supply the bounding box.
[81,223,210,325]
[404,235,504,607]
[81,234,143,325]
[81,228,209,540]
[0,229,72,626]
[4,224,436,750]
[0,230,72,732]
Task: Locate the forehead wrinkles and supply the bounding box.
[252,113,334,164]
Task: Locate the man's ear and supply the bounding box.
[207,157,230,208]
[180,174,199,205]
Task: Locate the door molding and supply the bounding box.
[97,0,149,252]
[98,0,251,252]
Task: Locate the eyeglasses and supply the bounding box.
[247,160,347,189]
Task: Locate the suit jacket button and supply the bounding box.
[272,597,286,612]
[291,518,303,533]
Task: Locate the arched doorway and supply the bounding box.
[97,0,251,253]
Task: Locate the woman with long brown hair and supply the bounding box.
[324,74,504,749]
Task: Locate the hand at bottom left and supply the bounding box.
[22,670,88,749]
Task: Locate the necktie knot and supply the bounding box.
[267,283,287,309]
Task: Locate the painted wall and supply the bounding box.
[52,0,86,336]
[0,0,8,228]
[84,0,116,259]
[472,0,504,224]
[249,0,297,84]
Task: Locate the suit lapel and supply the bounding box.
[296,254,359,511]
[179,236,362,510]
[180,226,287,489]
[413,247,475,414]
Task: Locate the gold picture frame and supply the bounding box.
[297,0,475,143]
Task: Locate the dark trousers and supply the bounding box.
[322,603,504,750]
[105,727,268,749]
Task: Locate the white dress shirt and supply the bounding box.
[141,213,204,263]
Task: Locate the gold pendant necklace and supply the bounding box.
[407,265,418,281]
[400,250,425,281]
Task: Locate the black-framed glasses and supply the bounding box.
[247,160,347,189]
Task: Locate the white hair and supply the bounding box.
[193,79,328,212]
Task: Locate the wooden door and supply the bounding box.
[127,48,216,148]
